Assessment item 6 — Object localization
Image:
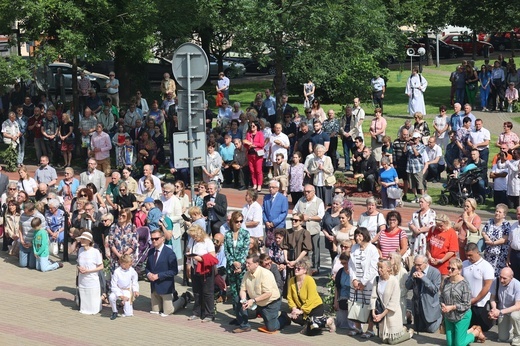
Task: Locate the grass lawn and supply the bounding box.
[212,58,520,211]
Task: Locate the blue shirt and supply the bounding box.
[147,207,162,232]
[219,143,235,161]
[450,111,464,132]
[379,167,398,189]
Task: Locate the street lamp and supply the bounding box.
[406,47,426,73]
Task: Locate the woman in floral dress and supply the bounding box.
[482,203,511,277]
[224,211,250,304]
[289,151,305,205]
[408,194,436,257]
[107,208,137,273]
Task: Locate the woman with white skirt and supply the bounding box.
[77,232,104,315]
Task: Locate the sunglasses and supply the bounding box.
[151,237,161,241]
[295,267,305,271]
[448,267,457,271]
[235,219,243,223]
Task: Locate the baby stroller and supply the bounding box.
[438,167,485,207]
[134,226,152,280]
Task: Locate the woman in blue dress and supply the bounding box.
[479,64,492,111]
[378,156,399,210]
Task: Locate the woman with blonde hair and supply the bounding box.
[370,259,414,344]
[453,198,481,260]
[17,165,37,197]
[186,224,217,322]
[287,258,335,335]
[388,251,410,325]
[59,111,74,167]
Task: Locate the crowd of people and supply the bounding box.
[449,55,519,113]
[2,62,520,344]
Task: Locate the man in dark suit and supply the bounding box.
[146,229,179,316]
[202,181,228,236]
[262,180,288,247]
[129,118,146,145]
[280,94,293,116]
[405,254,442,333]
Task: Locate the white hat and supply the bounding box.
[412,132,422,139]
[76,232,93,242]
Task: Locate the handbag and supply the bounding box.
[338,298,348,311]
[347,290,370,323]
[374,277,385,315]
[256,149,265,157]
[325,175,336,186]
[50,240,59,256]
[466,226,484,252]
[65,132,75,144]
[387,186,403,199]
[376,134,383,144]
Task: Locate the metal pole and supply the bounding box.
[186,54,195,206]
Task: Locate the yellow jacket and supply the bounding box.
[287,275,323,317]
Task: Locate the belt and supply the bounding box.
[108,92,119,95]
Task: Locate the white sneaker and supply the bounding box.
[160,313,169,317]
[150,311,160,315]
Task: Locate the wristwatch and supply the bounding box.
[499,310,504,318]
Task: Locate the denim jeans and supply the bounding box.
[19,245,36,269]
[36,255,59,272]
[234,297,284,331]
[342,138,355,170]
[17,136,25,165]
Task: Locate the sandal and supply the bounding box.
[346,327,363,336]
[361,330,375,339]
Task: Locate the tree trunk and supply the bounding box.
[472,31,477,61]
[72,56,82,157]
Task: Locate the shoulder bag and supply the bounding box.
[347,290,370,323]
[374,276,385,316]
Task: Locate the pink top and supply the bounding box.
[498,131,520,149]
[378,228,407,259]
[246,131,265,155]
[370,116,387,136]
[90,131,112,160]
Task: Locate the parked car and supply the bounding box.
[386,38,428,64]
[488,30,520,51]
[209,55,245,78]
[224,53,276,74]
[36,62,109,94]
[418,38,464,59]
[441,34,494,55]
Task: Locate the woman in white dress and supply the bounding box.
[202,141,223,184]
[76,232,104,315]
[241,189,263,241]
[408,194,436,257]
[433,105,449,150]
[347,227,379,338]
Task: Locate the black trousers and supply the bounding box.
[327,136,338,170]
[191,269,215,319]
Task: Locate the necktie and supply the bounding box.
[154,250,159,264]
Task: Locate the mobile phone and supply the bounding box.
[186,253,197,257]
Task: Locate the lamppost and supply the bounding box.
[407,47,426,73]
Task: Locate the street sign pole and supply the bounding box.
[186,55,195,205]
[172,43,209,205]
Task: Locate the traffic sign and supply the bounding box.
[171,43,209,90]
[172,131,207,169]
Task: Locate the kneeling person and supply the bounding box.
[109,254,140,319]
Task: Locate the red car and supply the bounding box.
[441,34,494,55]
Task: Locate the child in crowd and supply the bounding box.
[109,254,139,320]
[144,197,161,232]
[32,218,63,272]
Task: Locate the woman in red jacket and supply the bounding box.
[243,120,265,192]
